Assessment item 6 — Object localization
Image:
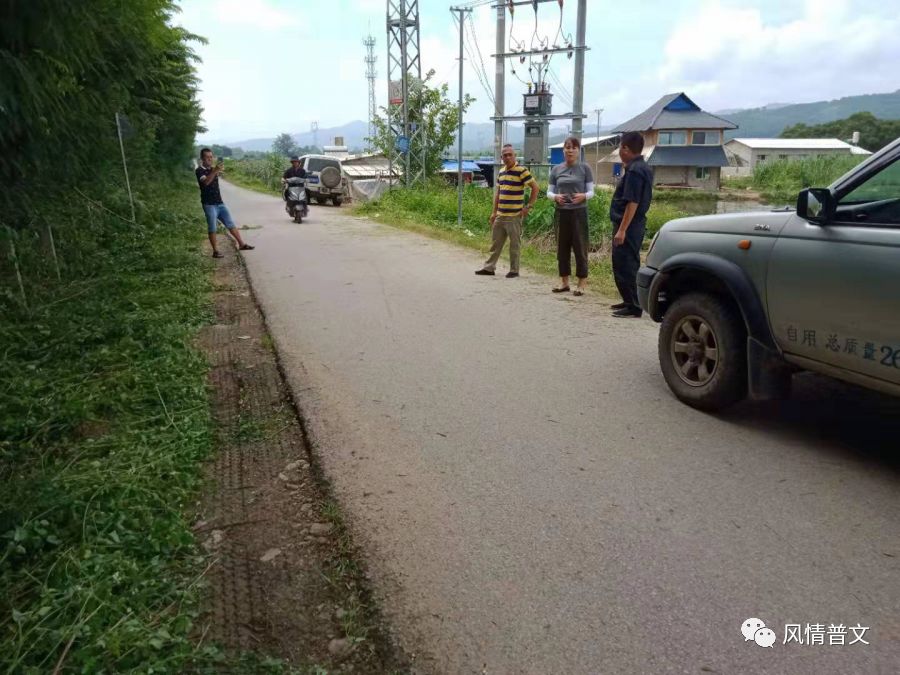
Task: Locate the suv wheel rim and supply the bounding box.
[670,315,719,387]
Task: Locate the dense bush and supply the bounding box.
[0,0,204,220]
[751,155,865,202]
[222,155,285,194]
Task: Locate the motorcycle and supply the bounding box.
[283,177,309,223]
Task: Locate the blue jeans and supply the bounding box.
[202,203,237,234]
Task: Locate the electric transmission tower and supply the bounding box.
[310,121,319,151]
[364,35,377,152]
[386,0,424,186]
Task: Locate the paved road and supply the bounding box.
[222,181,899,674]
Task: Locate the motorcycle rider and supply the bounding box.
[282,156,307,201]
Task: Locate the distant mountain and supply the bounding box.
[212,91,900,154]
[716,102,793,115]
[722,90,900,139]
[225,120,370,152]
[223,119,575,154]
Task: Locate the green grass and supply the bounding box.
[750,154,865,203]
[357,182,691,295]
[721,175,755,191]
[222,156,284,196]
[0,177,244,672]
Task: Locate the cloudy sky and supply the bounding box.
[174,0,900,144]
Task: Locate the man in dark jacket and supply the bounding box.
[609,131,653,318]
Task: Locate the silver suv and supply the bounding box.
[638,137,900,410]
[300,154,347,206]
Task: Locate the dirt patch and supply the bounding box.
[196,250,407,672]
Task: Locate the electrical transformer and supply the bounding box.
[522,89,553,164]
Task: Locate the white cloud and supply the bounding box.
[213,0,299,30]
[639,0,900,116]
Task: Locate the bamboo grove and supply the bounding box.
[0,0,204,221]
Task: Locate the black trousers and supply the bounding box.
[555,208,589,278]
[612,219,645,309]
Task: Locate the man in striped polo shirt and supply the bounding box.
[476,144,538,278]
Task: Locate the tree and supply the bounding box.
[211,144,233,158]
[272,133,297,157]
[781,112,900,152]
[368,69,475,178]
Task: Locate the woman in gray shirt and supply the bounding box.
[548,136,594,295]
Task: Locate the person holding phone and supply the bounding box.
[196,148,254,259]
[548,136,594,295]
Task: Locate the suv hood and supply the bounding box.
[661,209,794,237]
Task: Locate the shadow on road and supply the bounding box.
[718,373,900,475]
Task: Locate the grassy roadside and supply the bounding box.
[357,198,621,294]
[356,182,697,297]
[725,154,865,203]
[0,178,230,672]
[221,164,282,196]
[221,156,283,196]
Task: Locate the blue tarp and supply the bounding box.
[441,160,483,173]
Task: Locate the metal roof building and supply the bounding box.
[601,92,738,188]
[613,93,737,133]
[724,137,872,169]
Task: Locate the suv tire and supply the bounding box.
[332,197,343,207]
[658,292,747,411]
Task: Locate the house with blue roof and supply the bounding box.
[608,92,737,189]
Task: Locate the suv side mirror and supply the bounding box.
[797,187,835,224]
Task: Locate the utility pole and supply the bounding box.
[364,35,378,152]
[451,6,471,227]
[386,0,424,187]
[491,1,588,169]
[493,2,505,171]
[594,107,603,166]
[311,121,319,150]
[570,0,587,141]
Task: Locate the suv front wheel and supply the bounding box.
[658,292,747,411]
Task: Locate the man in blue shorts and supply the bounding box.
[196,148,254,258]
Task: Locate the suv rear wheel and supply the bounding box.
[332,197,342,207]
[658,292,747,411]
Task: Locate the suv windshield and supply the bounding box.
[307,158,341,173]
[842,156,900,203]
[837,155,900,226]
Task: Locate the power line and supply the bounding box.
[465,11,494,103]
[546,68,572,109]
[455,13,494,106]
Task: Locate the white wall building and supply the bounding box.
[725,138,872,170]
